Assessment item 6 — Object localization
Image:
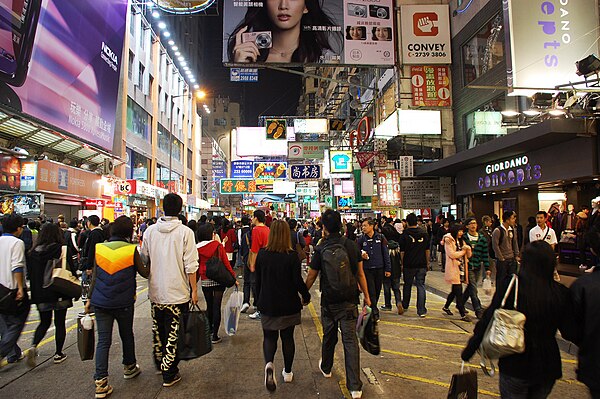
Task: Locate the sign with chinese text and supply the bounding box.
[401,179,441,209]
[290,165,321,181]
[337,196,353,210]
[400,5,451,64]
[411,65,451,107]
[288,141,329,159]
[212,159,227,179]
[19,161,37,192]
[231,160,254,179]
[356,152,377,169]
[398,156,414,178]
[296,186,319,197]
[377,170,401,207]
[253,161,287,180]
[31,160,102,198]
[330,150,353,173]
[266,119,287,140]
[230,68,258,82]
[219,179,273,194]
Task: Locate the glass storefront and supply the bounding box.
[462,13,505,85]
[126,98,151,141]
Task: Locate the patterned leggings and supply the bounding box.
[151,303,185,381]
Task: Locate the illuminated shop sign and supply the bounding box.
[478,155,542,189]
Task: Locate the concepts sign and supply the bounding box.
[477,156,542,190]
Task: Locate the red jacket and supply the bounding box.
[220,229,237,254]
[196,240,235,282]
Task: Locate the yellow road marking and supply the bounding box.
[380,334,464,349]
[381,370,500,397]
[562,359,577,364]
[381,349,435,360]
[307,302,351,399]
[380,320,469,334]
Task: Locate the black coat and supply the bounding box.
[462,275,576,383]
[27,243,77,304]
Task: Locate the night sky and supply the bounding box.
[201,10,303,125]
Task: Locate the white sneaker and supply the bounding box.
[282,369,294,383]
[351,391,363,398]
[318,358,332,378]
[249,311,261,320]
[265,362,276,392]
[241,303,250,313]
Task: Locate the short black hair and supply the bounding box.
[110,216,134,239]
[187,220,197,232]
[197,223,214,242]
[502,211,516,222]
[2,214,24,234]
[163,193,183,216]
[87,215,100,227]
[536,211,548,218]
[177,214,188,225]
[254,209,266,223]
[199,215,207,223]
[406,213,418,227]
[288,219,298,229]
[241,215,251,226]
[27,220,37,230]
[69,218,78,229]
[464,217,477,227]
[362,218,376,226]
[321,209,342,234]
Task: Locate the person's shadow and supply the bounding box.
[0,82,22,112]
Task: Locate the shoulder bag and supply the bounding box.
[296,231,307,262]
[205,249,236,288]
[44,245,82,300]
[478,274,526,376]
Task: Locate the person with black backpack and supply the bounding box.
[238,216,255,314]
[305,209,370,399]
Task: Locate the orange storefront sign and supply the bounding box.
[36,160,102,198]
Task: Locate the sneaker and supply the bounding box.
[162,373,182,387]
[318,358,332,378]
[282,369,294,383]
[95,377,113,399]
[351,390,363,398]
[241,303,250,313]
[265,362,276,392]
[211,336,222,344]
[249,311,261,320]
[461,315,473,322]
[380,305,392,311]
[7,352,25,364]
[442,307,453,316]
[123,363,141,379]
[53,353,67,364]
[396,303,405,315]
[579,264,588,269]
[26,347,37,368]
[418,313,427,318]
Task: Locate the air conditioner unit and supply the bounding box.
[103,158,115,175]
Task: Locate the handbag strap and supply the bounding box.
[501,274,519,308]
[478,348,496,377]
[60,245,68,270]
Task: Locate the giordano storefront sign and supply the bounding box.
[153,0,216,13]
[479,156,542,190]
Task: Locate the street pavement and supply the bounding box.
[0,267,588,398]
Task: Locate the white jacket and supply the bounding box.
[141,217,199,305]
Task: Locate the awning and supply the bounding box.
[417,119,591,177]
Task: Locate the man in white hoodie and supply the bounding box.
[141,194,199,388]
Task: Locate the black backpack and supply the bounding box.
[320,237,357,302]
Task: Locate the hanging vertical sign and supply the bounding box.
[398,156,414,177]
[377,169,401,207]
[411,65,451,107]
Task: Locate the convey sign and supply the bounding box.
[400,5,451,64]
[290,165,321,181]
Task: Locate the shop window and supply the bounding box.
[462,13,504,85]
[158,124,170,154]
[138,62,145,88]
[126,98,151,141]
[171,138,183,162]
[132,150,150,182]
[187,149,193,170]
[128,51,134,81]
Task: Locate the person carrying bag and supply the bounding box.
[178,303,212,360]
[447,362,478,399]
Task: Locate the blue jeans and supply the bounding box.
[402,268,427,316]
[94,306,136,380]
[462,269,483,312]
[429,238,438,261]
[0,299,30,360]
[499,374,555,398]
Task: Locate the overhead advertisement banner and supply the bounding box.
[288,141,329,159]
[231,160,254,178]
[266,119,287,140]
[504,0,599,95]
[230,67,258,82]
[220,178,273,194]
[330,150,353,173]
[222,0,394,65]
[154,0,216,14]
[0,0,128,152]
[411,65,451,107]
[253,161,287,179]
[236,127,290,157]
[377,170,401,207]
[400,5,451,64]
[290,164,321,181]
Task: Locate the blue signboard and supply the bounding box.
[230,68,259,82]
[231,160,254,178]
[212,159,227,179]
[290,164,321,181]
[337,196,353,209]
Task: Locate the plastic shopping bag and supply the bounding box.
[223,288,244,336]
[482,278,493,296]
[178,304,212,360]
[77,313,95,361]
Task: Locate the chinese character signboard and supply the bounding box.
[253,161,287,179]
[219,179,273,194]
[400,4,451,64]
[401,179,441,209]
[230,68,258,82]
[290,165,321,181]
[377,170,401,207]
[231,160,254,178]
[288,141,329,159]
[398,156,414,178]
[411,66,451,107]
[266,119,287,140]
[337,196,353,210]
[330,150,353,173]
[212,160,227,179]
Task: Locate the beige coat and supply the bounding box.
[443,233,471,285]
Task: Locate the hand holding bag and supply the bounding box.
[77,312,95,360]
[479,274,526,376]
[356,305,380,356]
[223,287,244,336]
[447,362,478,399]
[44,246,82,300]
[178,303,212,360]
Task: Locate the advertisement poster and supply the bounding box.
[0,155,21,191]
[1,193,42,217]
[400,4,451,64]
[288,141,329,159]
[212,159,227,179]
[401,179,440,209]
[266,118,287,140]
[231,160,254,178]
[337,196,353,210]
[236,126,290,157]
[253,161,287,179]
[220,178,273,194]
[290,164,321,181]
[330,150,352,173]
[222,0,394,65]
[0,0,128,152]
[411,65,451,107]
[153,0,216,14]
[377,169,401,207]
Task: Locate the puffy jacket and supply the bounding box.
[443,233,471,285]
[196,240,235,283]
[90,238,148,309]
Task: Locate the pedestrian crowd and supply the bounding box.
[0,197,599,399]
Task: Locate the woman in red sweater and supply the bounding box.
[197,223,238,344]
[219,219,237,268]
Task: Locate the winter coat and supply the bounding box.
[196,240,235,283]
[443,233,471,285]
[388,240,402,279]
[27,243,76,304]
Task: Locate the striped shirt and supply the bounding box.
[465,232,490,271]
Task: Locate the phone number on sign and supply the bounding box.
[408,52,447,58]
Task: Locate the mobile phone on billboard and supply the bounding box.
[0,0,42,86]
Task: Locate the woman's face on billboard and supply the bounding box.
[349,26,362,40]
[375,27,389,40]
[266,0,308,31]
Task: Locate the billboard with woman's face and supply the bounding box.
[223,0,395,66]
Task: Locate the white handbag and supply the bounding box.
[48,246,82,300]
[479,274,526,376]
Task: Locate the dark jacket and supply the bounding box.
[89,237,148,309]
[358,232,391,272]
[569,268,600,390]
[290,228,306,249]
[400,227,429,268]
[462,275,575,383]
[255,249,310,317]
[27,243,77,304]
[83,227,105,270]
[388,241,402,279]
[20,226,33,252]
[381,223,400,243]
